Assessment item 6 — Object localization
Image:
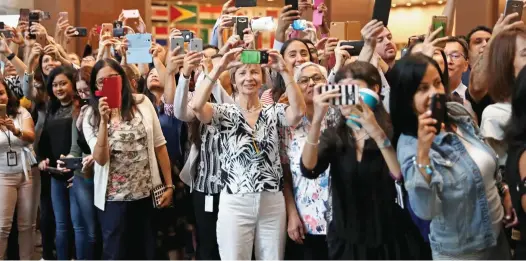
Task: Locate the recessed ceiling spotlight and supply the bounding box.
[438,0,443,3]
[422,1,427,5]
[406,2,412,6]
[392,3,397,7]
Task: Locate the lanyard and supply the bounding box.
[1,129,11,151]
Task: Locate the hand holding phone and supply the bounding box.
[319,84,359,106]
[430,93,446,132]
[60,157,83,171]
[505,0,524,23]
[170,36,185,55]
[189,38,203,52]
[235,16,249,39]
[95,76,122,109]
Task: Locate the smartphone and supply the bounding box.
[36,33,47,46]
[235,16,249,39]
[101,23,113,37]
[170,36,185,54]
[72,27,88,37]
[59,12,68,21]
[240,50,269,64]
[46,167,64,175]
[430,93,447,132]
[113,20,123,29]
[235,0,257,7]
[292,19,307,31]
[0,30,13,39]
[40,11,51,20]
[285,0,299,10]
[125,33,152,64]
[372,0,392,26]
[340,41,364,56]
[0,104,6,118]
[95,76,123,109]
[505,0,524,23]
[19,9,30,22]
[319,85,359,106]
[181,30,194,42]
[432,15,447,48]
[79,99,90,107]
[61,157,83,170]
[113,28,125,37]
[0,22,4,30]
[28,12,40,40]
[313,9,323,27]
[189,38,203,52]
[330,22,347,40]
[401,47,409,57]
[123,9,140,19]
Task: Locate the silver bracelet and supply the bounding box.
[305,138,320,146]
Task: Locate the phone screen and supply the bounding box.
[0,104,6,117]
[432,18,447,38]
[241,50,261,64]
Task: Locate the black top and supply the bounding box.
[505,144,526,245]
[466,92,493,123]
[300,127,406,246]
[38,103,74,180]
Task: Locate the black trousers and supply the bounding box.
[192,191,220,260]
[285,234,329,260]
[40,174,56,260]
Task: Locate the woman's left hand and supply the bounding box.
[265,50,289,73]
[347,97,383,138]
[159,188,174,208]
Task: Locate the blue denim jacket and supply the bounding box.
[397,103,500,255]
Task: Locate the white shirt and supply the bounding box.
[0,107,35,177]
[480,103,511,166]
[452,82,468,101]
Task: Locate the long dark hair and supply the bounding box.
[0,79,20,118]
[506,65,526,146]
[333,61,392,147]
[88,59,137,127]
[142,67,164,114]
[390,54,449,145]
[46,66,79,115]
[271,38,312,102]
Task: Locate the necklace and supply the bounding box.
[237,102,262,113]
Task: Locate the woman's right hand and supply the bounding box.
[98,97,111,123]
[56,154,72,173]
[334,43,353,71]
[276,5,301,42]
[38,158,49,171]
[181,51,202,77]
[417,110,438,160]
[312,84,341,124]
[218,47,243,72]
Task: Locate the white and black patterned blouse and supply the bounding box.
[194,124,223,194]
[211,103,290,194]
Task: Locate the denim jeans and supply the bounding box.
[98,197,155,260]
[51,177,85,260]
[71,175,97,259]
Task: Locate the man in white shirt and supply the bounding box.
[445,37,470,101]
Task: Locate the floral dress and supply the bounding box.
[106,113,152,201]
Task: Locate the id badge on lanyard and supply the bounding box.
[3,129,18,167]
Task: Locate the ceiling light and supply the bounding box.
[406,2,412,6]
[422,1,427,5]
[438,0,443,3]
[391,3,397,7]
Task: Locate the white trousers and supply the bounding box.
[217,191,286,260]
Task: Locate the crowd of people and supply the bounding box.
[1,0,526,260]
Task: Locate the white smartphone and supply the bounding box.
[123,9,140,19]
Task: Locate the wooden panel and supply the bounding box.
[455,0,498,36]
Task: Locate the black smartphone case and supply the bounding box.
[63,158,83,170]
[341,41,364,56]
[372,0,392,26]
[431,94,447,131]
[236,17,249,39]
[235,0,257,7]
[285,0,299,10]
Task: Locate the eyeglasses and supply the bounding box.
[96,74,120,87]
[77,89,90,96]
[298,75,325,85]
[446,52,466,61]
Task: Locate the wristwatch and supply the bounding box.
[6,53,16,61]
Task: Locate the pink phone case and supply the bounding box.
[313,10,323,27]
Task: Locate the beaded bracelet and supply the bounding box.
[412,156,433,175]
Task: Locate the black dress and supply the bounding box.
[505,144,526,260]
[300,127,427,260]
